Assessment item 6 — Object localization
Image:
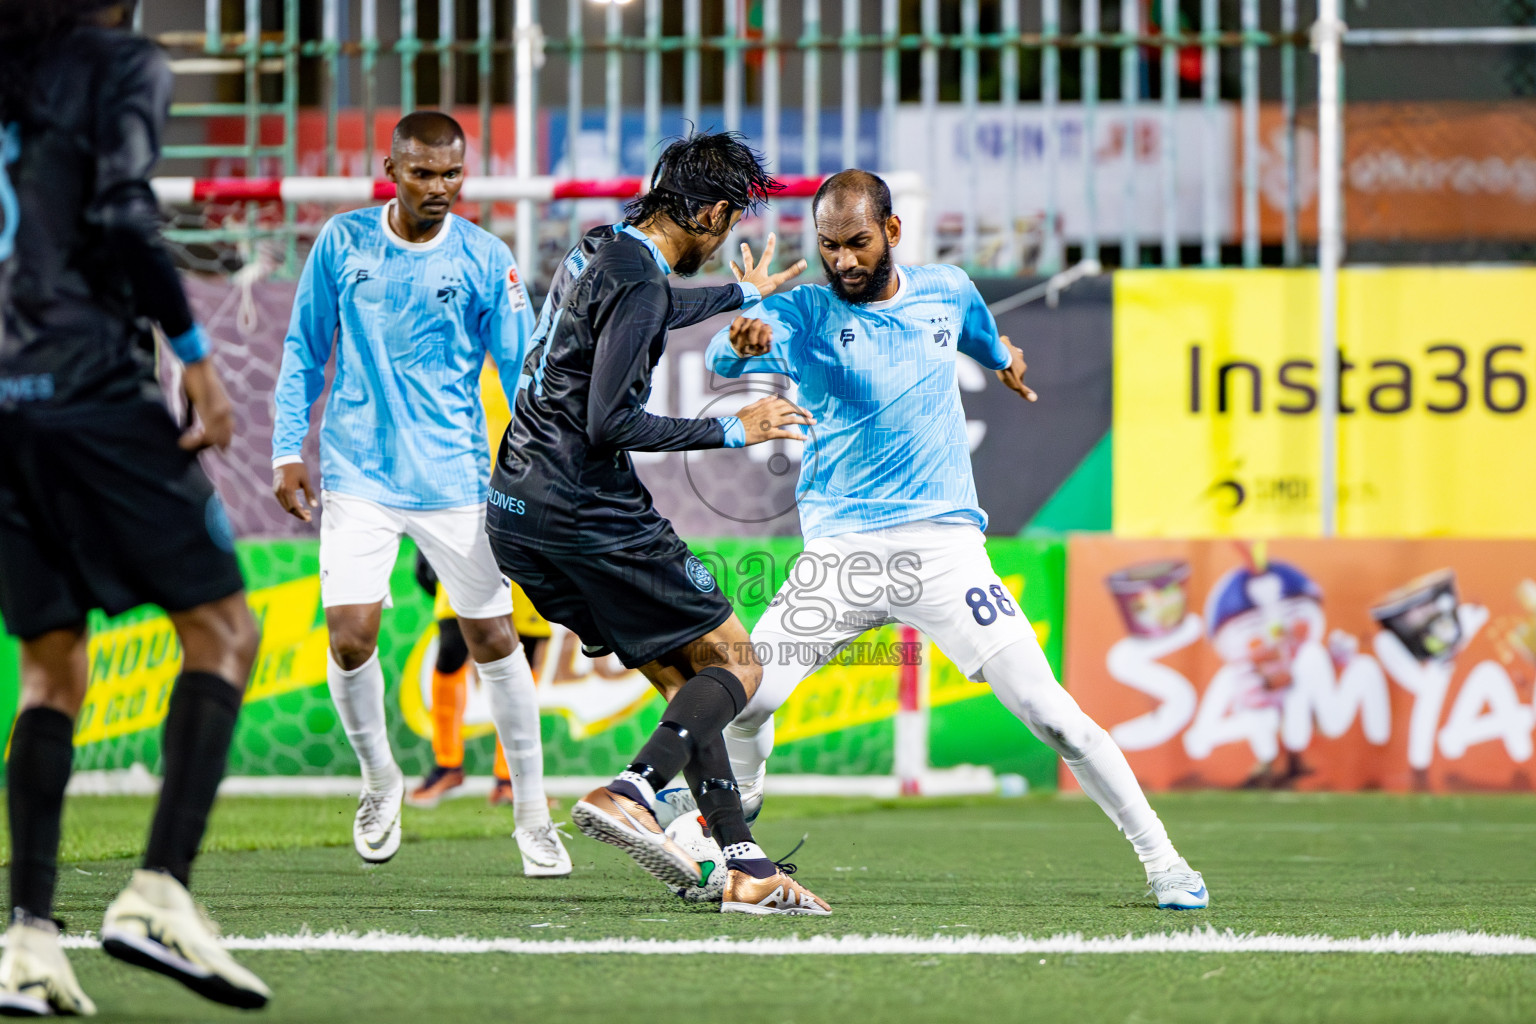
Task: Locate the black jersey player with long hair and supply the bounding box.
[0,0,269,1012]
[487,131,831,914]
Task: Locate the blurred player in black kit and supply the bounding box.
[0,0,269,1012]
[486,131,831,914]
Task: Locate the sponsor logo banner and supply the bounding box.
[894,103,1236,244]
[2,537,1067,787]
[1065,536,1536,792]
[1113,267,1536,537]
[1256,101,1536,243]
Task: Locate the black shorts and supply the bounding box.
[0,397,245,640]
[489,526,734,669]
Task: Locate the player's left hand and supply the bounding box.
[996,338,1037,402]
[731,232,807,300]
[179,359,237,450]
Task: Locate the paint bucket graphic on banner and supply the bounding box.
[1106,560,1191,638]
[1371,570,1462,663]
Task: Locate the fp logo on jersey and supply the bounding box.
[839,328,856,348]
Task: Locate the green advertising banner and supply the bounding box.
[0,537,1067,789]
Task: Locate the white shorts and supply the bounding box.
[318,491,513,619]
[754,520,1036,679]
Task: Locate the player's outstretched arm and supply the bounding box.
[665,234,805,329]
[587,275,755,453]
[733,394,815,445]
[705,289,807,380]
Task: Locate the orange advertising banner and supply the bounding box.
[1255,101,1536,242]
[1064,536,1536,792]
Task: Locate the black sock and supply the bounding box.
[7,708,75,919]
[143,672,242,887]
[618,667,748,794]
[435,618,468,674]
[683,731,754,849]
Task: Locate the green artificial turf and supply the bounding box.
[13,791,1536,1023]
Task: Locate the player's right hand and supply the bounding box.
[736,395,815,445]
[274,462,319,522]
[728,316,773,358]
[179,359,236,451]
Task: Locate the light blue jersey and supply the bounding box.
[273,203,534,510]
[706,263,1010,540]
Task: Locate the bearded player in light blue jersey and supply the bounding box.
[703,170,1209,910]
[271,112,568,878]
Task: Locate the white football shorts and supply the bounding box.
[318,491,512,619]
[753,519,1036,680]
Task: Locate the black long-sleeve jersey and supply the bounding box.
[0,26,194,406]
[488,223,754,553]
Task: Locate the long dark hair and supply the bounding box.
[0,0,123,124]
[624,131,782,236]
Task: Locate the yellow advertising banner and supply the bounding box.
[1114,267,1536,537]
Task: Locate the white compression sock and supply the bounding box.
[1064,736,1181,875]
[326,650,400,793]
[723,632,812,817]
[979,640,1182,876]
[477,648,551,832]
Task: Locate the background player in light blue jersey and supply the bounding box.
[702,170,1209,910]
[270,112,568,878]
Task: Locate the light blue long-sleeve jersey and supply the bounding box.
[273,204,535,509]
[706,263,1010,540]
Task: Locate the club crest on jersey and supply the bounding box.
[684,555,717,593]
[933,328,951,347]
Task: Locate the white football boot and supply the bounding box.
[1148,858,1210,910]
[663,814,727,904]
[100,870,270,1010]
[651,786,695,829]
[514,821,573,878]
[352,776,404,864]
[0,911,95,1017]
[652,784,762,828]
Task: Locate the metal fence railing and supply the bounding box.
[138,1,1536,287]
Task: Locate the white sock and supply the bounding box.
[980,639,1181,876]
[1065,735,1182,875]
[724,713,774,816]
[722,632,811,816]
[477,648,551,832]
[722,841,768,864]
[326,650,399,792]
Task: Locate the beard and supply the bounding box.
[824,242,894,304]
[672,231,723,276]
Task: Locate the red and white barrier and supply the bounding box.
[150,173,865,206]
[150,171,933,262]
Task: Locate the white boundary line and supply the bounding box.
[64,770,998,799]
[53,928,1536,956]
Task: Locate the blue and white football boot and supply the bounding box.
[1148,858,1209,910]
